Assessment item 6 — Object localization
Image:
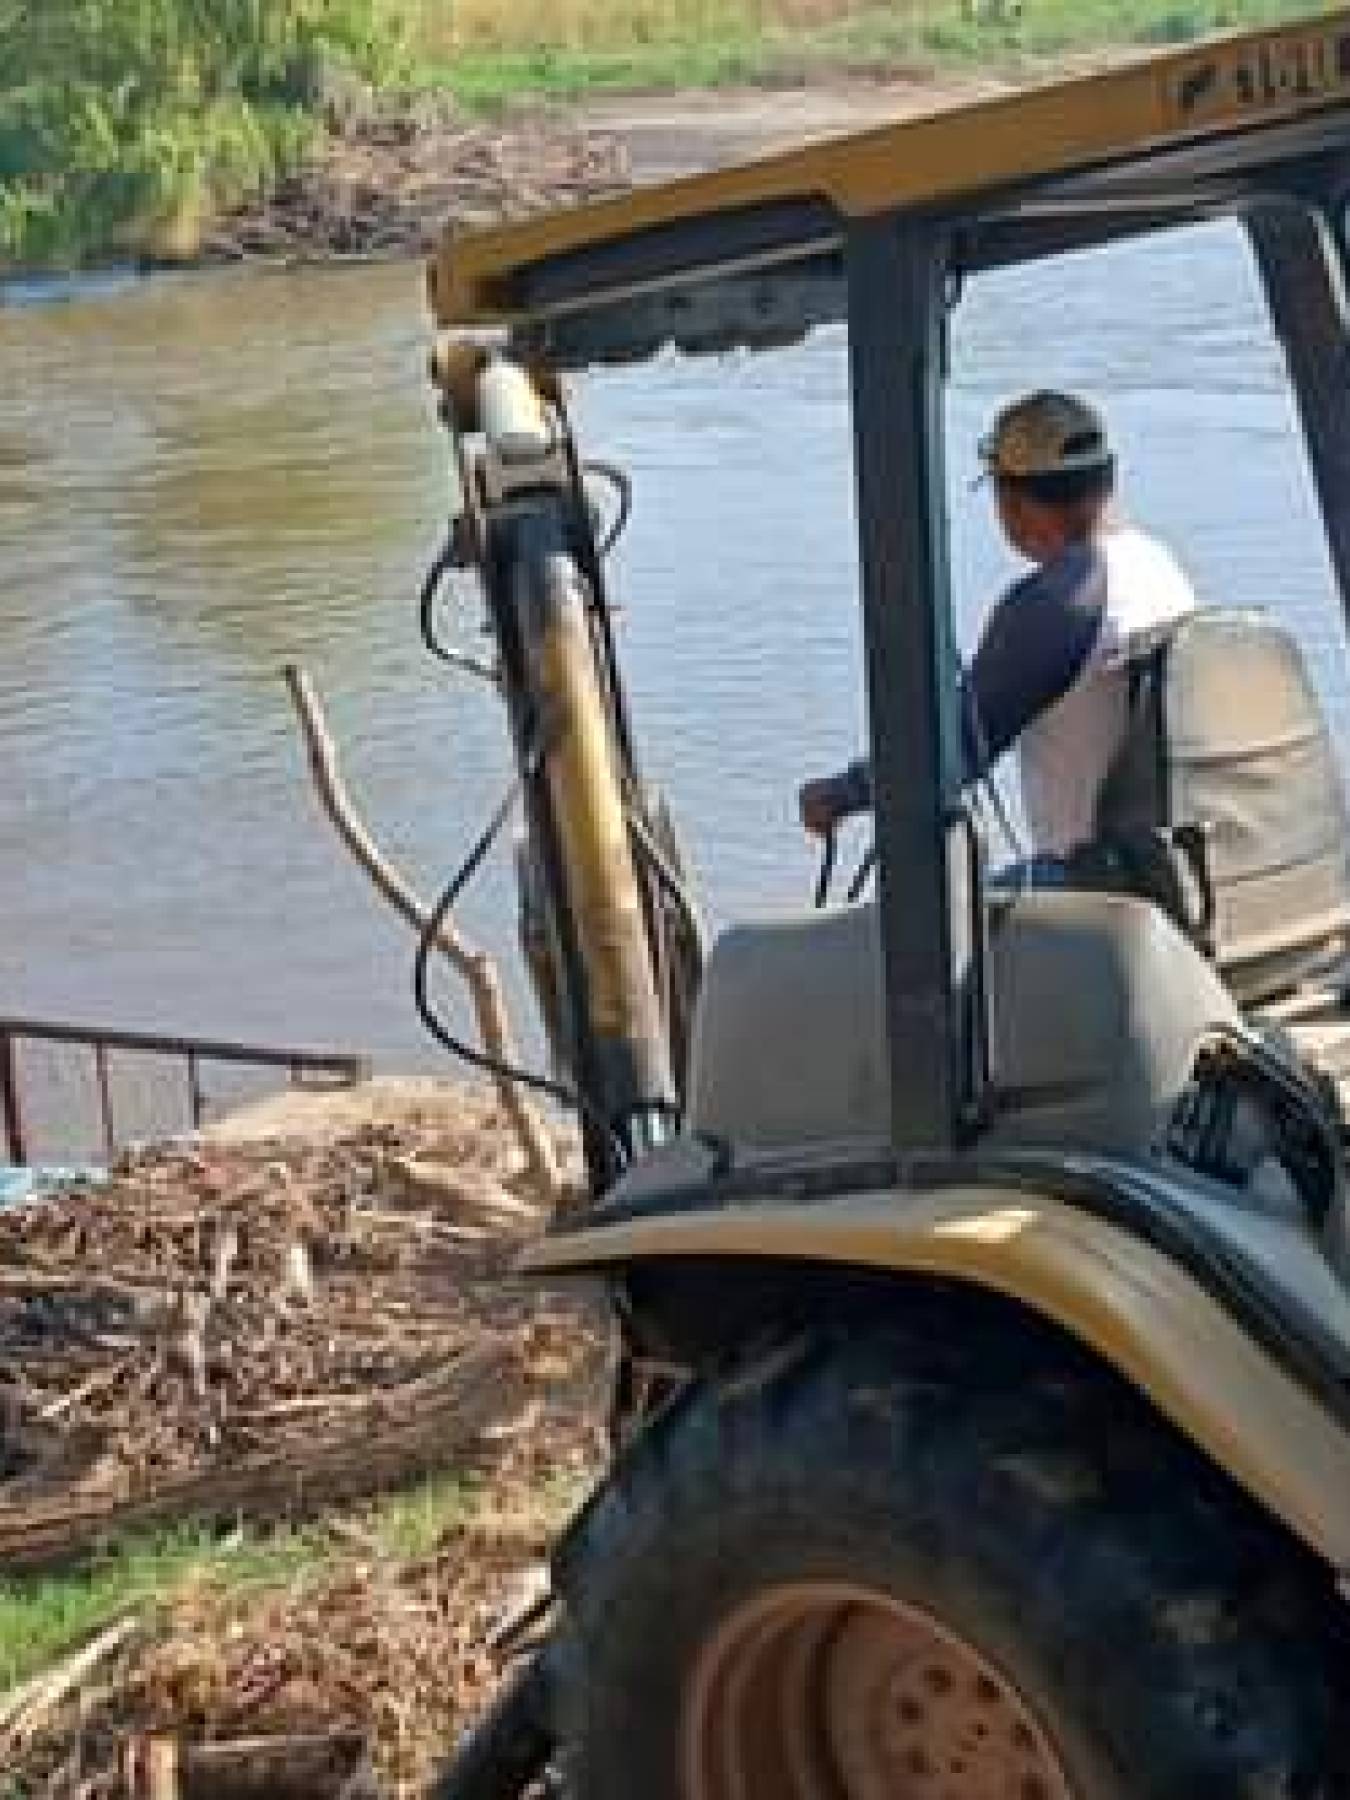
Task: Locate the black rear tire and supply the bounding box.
[553,1329,1341,1799]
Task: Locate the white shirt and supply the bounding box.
[1018,527,1198,856]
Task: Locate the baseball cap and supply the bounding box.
[977,391,1114,483]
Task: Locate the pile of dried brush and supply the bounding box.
[203,104,631,263]
[2,1085,607,1797]
[0,1088,592,1565]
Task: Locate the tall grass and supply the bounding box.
[0,1,415,268]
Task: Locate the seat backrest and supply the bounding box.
[1097,610,1350,1006]
[688,890,1237,1158]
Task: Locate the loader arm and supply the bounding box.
[430,348,694,1191]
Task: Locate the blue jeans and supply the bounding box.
[989,855,1070,892]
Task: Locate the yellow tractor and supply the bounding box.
[422,15,1350,1796]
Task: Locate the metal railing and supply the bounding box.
[0,1017,370,1165]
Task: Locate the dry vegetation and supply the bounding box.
[416,0,1318,59]
[430,0,889,53]
[405,0,1329,113]
[0,1084,606,1797]
[204,102,629,260]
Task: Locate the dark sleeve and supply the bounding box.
[832,545,1106,809]
[961,544,1107,780]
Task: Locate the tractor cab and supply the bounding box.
[425,17,1350,1799]
[429,9,1350,1178]
[425,13,1350,1266]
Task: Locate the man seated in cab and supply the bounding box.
[800,391,1198,882]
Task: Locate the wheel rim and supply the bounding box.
[683,1583,1077,1799]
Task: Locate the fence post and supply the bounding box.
[187,1052,205,1130]
[1,1032,26,1165]
[94,1042,116,1162]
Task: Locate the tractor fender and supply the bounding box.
[522,1185,1350,1573]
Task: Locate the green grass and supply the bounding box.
[906,0,1329,61]
[0,1,410,267]
[429,37,774,109]
[0,1473,483,1699]
[0,1522,321,1696]
[0,1462,596,1704]
[413,0,1334,110]
[357,1467,485,1562]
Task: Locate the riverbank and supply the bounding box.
[194,72,1001,266]
[2,0,1321,274]
[154,1,1332,269]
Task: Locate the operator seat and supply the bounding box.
[1098,609,1350,1012]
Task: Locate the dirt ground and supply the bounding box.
[578,73,1014,181]
[2,1081,606,1797]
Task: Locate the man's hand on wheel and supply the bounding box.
[799,776,848,839]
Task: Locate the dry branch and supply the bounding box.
[39,1356,134,1423]
[283,664,561,1199]
[0,1616,141,1754]
[0,1340,519,1570]
[125,1730,375,1799]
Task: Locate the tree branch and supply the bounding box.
[282,664,561,1199]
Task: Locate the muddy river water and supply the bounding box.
[1,222,1345,1128]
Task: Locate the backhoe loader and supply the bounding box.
[421,14,1350,1795]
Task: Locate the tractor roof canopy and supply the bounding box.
[428,11,1350,368]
